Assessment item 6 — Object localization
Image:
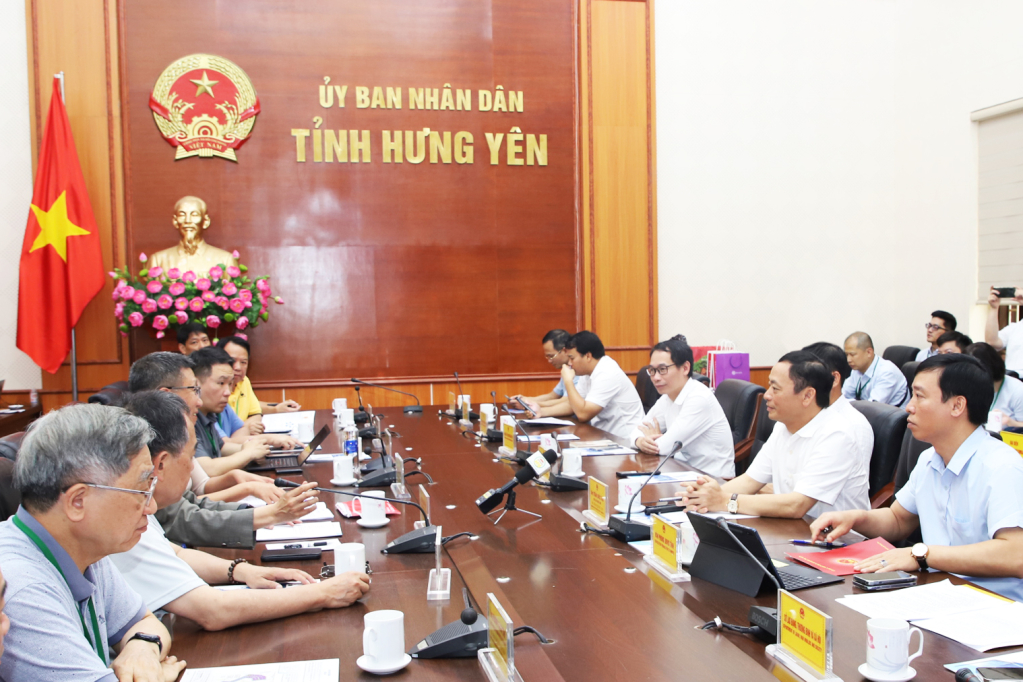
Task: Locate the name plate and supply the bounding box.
[488,593,514,675]
[1001,430,1023,457]
[501,416,516,452]
[585,476,609,525]
[448,391,457,414]
[651,514,679,571]
[774,589,836,680]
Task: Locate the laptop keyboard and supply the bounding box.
[267,455,299,467]
[779,570,820,590]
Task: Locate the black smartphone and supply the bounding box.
[852,571,917,591]
[260,547,322,562]
[978,668,1023,680]
[996,287,1018,298]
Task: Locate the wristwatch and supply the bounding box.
[127,632,163,655]
[727,493,739,515]
[911,543,930,571]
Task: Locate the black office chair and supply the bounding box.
[714,380,765,472]
[692,372,711,387]
[0,458,19,522]
[0,432,24,462]
[850,401,909,499]
[739,393,774,476]
[900,361,920,398]
[88,380,130,406]
[883,345,920,369]
[635,366,660,414]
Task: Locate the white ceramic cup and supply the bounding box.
[563,449,583,476]
[332,398,347,413]
[335,542,366,574]
[337,408,355,427]
[363,610,405,668]
[618,477,645,511]
[296,421,314,443]
[332,454,354,481]
[479,403,495,419]
[361,491,387,524]
[866,618,924,673]
[987,409,1004,433]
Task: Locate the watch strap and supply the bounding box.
[127,632,162,655]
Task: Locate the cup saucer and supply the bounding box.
[357,653,411,675]
[357,517,390,528]
[614,503,645,514]
[561,470,584,479]
[330,478,358,486]
[858,663,916,682]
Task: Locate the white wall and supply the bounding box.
[656,0,1023,365]
[0,2,41,390]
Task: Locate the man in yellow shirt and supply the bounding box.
[218,336,301,435]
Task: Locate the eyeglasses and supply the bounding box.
[646,364,678,377]
[544,349,564,362]
[924,323,946,332]
[167,384,201,396]
[80,476,158,508]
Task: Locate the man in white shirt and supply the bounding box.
[985,286,1023,375]
[812,354,1023,602]
[112,391,370,631]
[628,338,734,478]
[682,351,868,519]
[804,342,874,470]
[916,311,957,362]
[561,330,644,440]
[843,332,909,406]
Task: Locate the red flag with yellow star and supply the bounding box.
[17,77,105,373]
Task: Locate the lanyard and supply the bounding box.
[993,380,1005,408]
[855,359,877,400]
[12,515,107,664]
[200,419,220,456]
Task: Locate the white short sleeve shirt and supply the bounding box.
[577,356,645,439]
[993,376,1023,422]
[998,321,1023,375]
[627,379,735,478]
[109,516,206,612]
[831,397,875,472]
[745,407,869,518]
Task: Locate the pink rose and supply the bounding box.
[174,311,188,324]
[112,286,125,301]
[142,298,158,313]
[222,282,238,296]
[189,297,205,312]
[148,266,163,278]
[128,311,144,327]
[167,268,180,280]
[256,279,269,293]
[157,294,173,309]
[238,289,252,302]
[138,252,147,262]
[236,317,249,330]
[174,297,189,310]
[107,271,116,278]
[232,250,240,259]
[206,315,221,328]
[245,300,253,308]
[202,291,216,302]
[132,290,147,305]
[152,315,169,330]
[146,280,163,294]
[169,282,185,296]
[182,271,197,283]
[226,266,241,278]
[195,278,211,291]
[229,298,245,313]
[114,302,124,318]
[121,286,136,301]
[216,296,230,309]
[156,331,165,339]
[209,266,223,281]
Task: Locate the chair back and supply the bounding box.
[893,429,930,492]
[692,372,710,387]
[634,366,660,414]
[882,345,920,369]
[900,361,920,389]
[0,458,19,522]
[0,432,25,462]
[88,380,130,406]
[850,401,909,497]
[738,394,775,475]
[714,379,765,446]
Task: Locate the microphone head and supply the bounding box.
[274,478,299,488]
[542,449,558,465]
[514,466,538,485]
[460,608,478,625]
[955,670,981,682]
[715,516,729,530]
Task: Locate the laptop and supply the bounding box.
[687,512,844,597]
[245,425,330,472]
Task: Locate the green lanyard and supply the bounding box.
[200,419,220,456]
[993,380,1005,409]
[855,360,876,400]
[12,515,107,664]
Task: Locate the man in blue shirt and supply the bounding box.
[0,403,186,681]
[812,354,1023,602]
[843,332,909,406]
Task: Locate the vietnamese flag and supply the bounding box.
[16,77,105,373]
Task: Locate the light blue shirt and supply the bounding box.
[993,376,1023,422]
[215,404,245,439]
[915,347,937,363]
[896,426,1023,602]
[842,356,908,407]
[0,507,147,682]
[552,375,580,398]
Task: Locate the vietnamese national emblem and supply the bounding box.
[149,54,260,161]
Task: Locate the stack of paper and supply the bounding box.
[518,417,576,426]
[261,410,315,436]
[255,521,342,542]
[517,433,581,442]
[238,500,334,523]
[563,446,636,457]
[180,658,339,681]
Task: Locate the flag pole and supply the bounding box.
[55,71,79,403]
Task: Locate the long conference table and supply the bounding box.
[171,407,1016,680]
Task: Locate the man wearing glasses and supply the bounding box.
[0,404,186,681]
[917,311,957,362]
[627,338,734,478]
[512,329,577,418]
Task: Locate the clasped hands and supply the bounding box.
[679,476,728,513]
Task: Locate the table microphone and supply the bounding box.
[954,670,984,682]
[712,516,781,642]
[273,478,438,554]
[607,441,684,542]
[475,449,557,515]
[352,386,370,423]
[351,378,423,414]
[440,372,480,420]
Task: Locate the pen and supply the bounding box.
[790,539,846,548]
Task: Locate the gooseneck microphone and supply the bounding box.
[447,372,480,420]
[607,441,684,542]
[713,516,782,641]
[351,378,423,414]
[499,404,535,464]
[475,449,557,515]
[273,478,439,554]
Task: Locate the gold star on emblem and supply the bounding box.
[29,191,91,262]
[189,71,219,98]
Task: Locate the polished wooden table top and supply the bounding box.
[0,404,41,438]
[171,407,1021,681]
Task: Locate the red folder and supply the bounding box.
[336,499,401,518]
[785,538,895,576]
